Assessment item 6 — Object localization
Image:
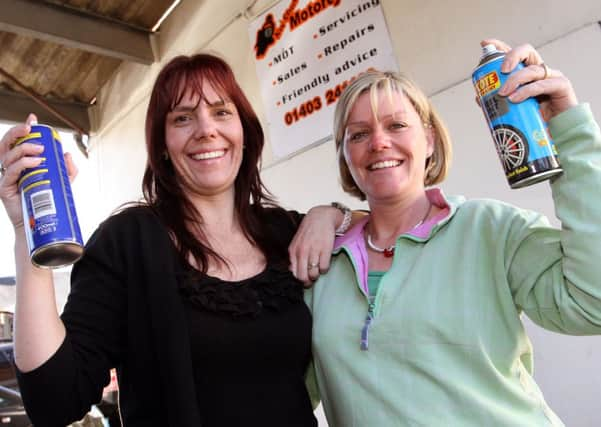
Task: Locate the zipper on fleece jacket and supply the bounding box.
[334,244,376,350]
[361,296,376,350]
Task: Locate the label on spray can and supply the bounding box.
[472,44,562,188]
[15,124,83,268]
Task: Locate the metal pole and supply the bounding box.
[0,66,89,137]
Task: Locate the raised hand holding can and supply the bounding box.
[14,124,83,268]
[472,44,563,189]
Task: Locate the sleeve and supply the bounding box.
[283,208,305,231]
[264,206,304,244]
[507,104,601,334]
[17,213,130,426]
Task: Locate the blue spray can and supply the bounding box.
[472,44,562,188]
[15,124,83,268]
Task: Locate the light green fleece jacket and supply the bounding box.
[305,104,601,426]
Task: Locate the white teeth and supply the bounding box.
[369,160,401,170]
[191,150,225,160]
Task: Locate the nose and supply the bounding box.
[368,126,391,152]
[193,113,216,140]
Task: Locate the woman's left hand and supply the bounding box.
[482,38,579,121]
[289,205,340,286]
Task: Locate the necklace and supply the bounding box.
[366,203,433,258]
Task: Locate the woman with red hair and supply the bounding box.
[0,54,348,426]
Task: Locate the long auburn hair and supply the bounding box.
[142,53,281,273]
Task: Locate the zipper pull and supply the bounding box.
[360,301,376,351]
[360,314,373,351]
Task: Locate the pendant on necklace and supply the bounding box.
[366,202,433,258]
[366,234,395,257]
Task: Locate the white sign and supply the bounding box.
[248,0,398,160]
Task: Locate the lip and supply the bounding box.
[189,149,227,161]
[367,159,403,171]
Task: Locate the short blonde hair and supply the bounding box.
[333,70,452,200]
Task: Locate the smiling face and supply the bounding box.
[342,88,434,204]
[164,82,244,200]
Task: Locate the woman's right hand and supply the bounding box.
[0,115,79,231]
[0,114,42,229]
[482,39,578,121]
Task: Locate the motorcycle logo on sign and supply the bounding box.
[254,0,342,59]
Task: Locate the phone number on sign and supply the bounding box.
[284,97,322,126]
[282,84,348,126]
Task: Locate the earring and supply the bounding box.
[162,151,169,160]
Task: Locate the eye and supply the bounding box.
[388,121,408,131]
[212,103,235,119]
[170,114,192,125]
[347,130,369,143]
[215,108,232,117]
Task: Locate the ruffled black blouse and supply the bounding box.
[179,264,304,318]
[177,209,317,427]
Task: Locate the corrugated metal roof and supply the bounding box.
[0,0,177,135]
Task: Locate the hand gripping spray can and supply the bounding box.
[472,44,562,188]
[14,124,83,268]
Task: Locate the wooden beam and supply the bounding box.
[0,0,155,64]
[0,88,90,134]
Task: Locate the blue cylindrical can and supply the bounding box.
[15,124,83,268]
[472,44,562,188]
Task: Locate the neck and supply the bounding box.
[186,188,240,237]
[367,191,432,243]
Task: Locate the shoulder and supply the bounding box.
[82,205,175,273]
[88,204,167,248]
[449,196,549,233]
[100,204,161,231]
[256,205,304,231]
[459,197,537,217]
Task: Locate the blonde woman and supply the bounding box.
[305,39,601,426]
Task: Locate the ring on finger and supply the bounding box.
[308,262,319,269]
[540,62,549,80]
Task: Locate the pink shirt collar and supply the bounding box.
[334,187,451,250]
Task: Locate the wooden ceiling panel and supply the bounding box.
[77,57,121,103]
[0,0,178,134]
[45,0,175,29]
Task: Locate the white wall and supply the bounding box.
[85,0,601,425]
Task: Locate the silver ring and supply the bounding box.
[0,162,6,177]
[540,62,549,80]
[308,262,319,269]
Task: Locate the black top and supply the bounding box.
[16,205,316,427]
[180,265,316,427]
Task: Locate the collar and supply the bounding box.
[333,187,456,251]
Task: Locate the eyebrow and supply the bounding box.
[346,111,406,127]
[171,105,196,113]
[171,98,233,111]
[171,99,232,113]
